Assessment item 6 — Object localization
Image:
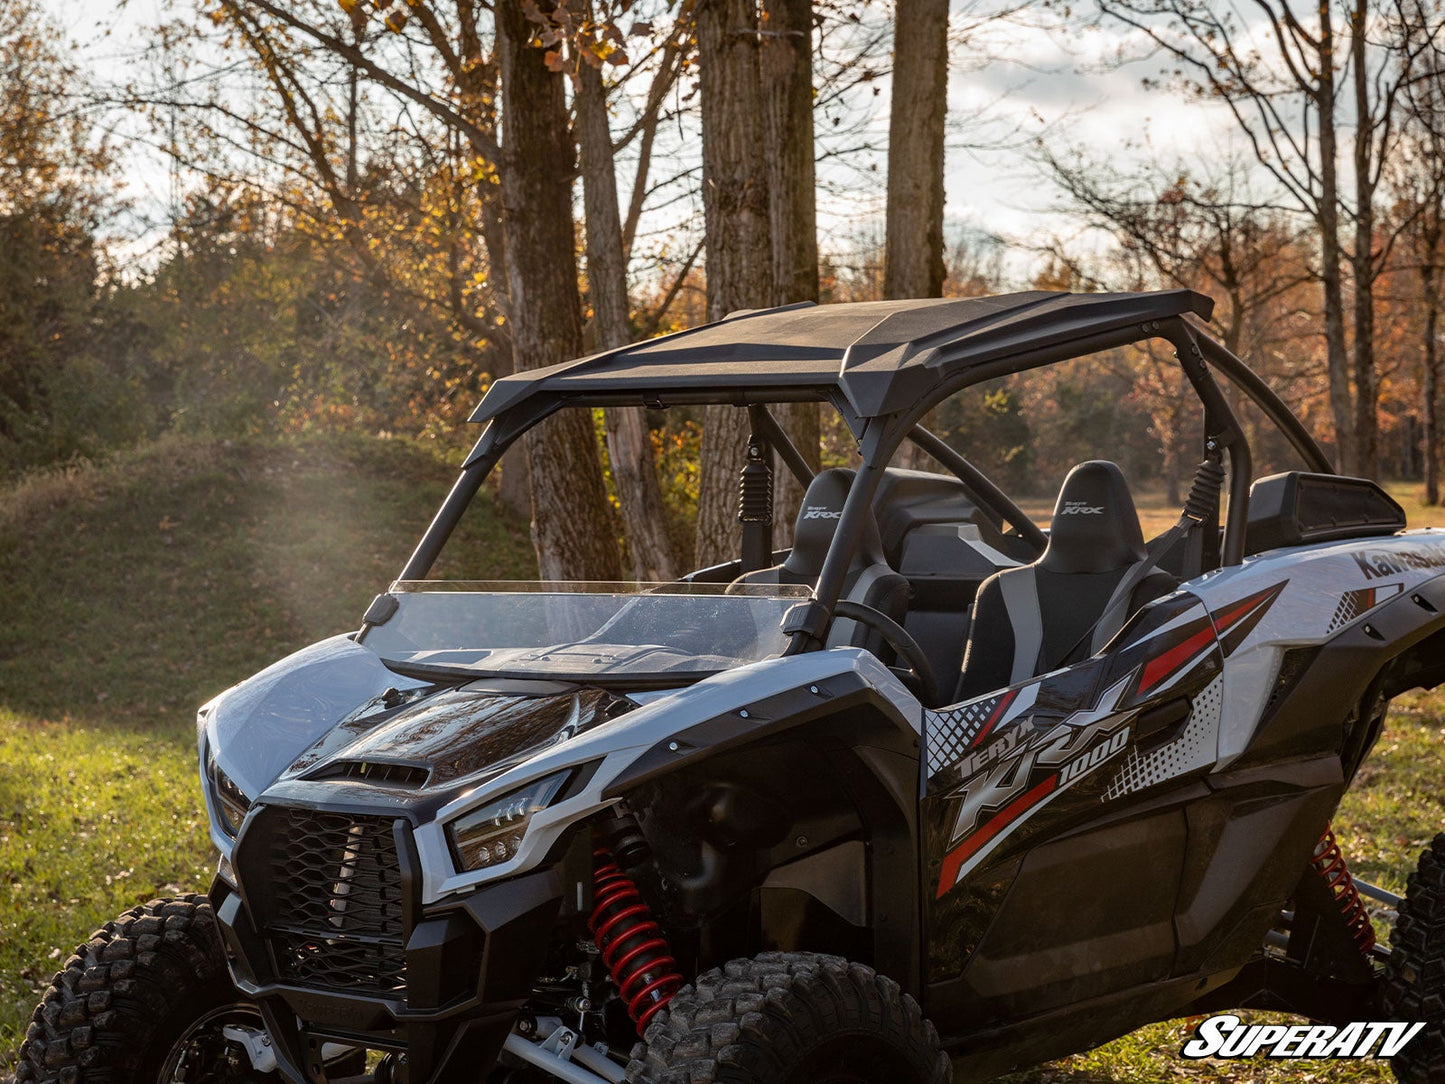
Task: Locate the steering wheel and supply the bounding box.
[832,600,941,706]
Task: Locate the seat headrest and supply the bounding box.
[780,468,887,579]
[1040,460,1146,574]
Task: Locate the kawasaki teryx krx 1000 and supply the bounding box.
[19,291,1445,1083]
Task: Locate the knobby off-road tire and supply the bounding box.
[15,894,254,1084]
[626,952,950,1084]
[1384,834,1445,1083]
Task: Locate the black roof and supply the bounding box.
[470,289,1213,425]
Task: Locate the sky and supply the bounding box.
[42,0,1250,280]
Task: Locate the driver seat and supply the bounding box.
[957,461,1176,700]
[734,468,909,652]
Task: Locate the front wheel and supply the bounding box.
[626,952,950,1084]
[16,895,267,1084]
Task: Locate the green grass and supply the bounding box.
[0,432,535,1064]
[5,442,1445,1080]
[0,711,212,1041]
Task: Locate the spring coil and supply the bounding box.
[589,846,683,1034]
[1310,825,1376,955]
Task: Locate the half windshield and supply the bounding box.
[358,581,813,683]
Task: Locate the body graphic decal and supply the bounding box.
[925,688,1023,777]
[1135,615,1217,698]
[934,677,1135,898]
[1327,583,1403,633]
[1212,582,1288,658]
[1107,674,1223,799]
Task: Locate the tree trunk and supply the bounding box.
[496,0,621,580]
[473,149,531,515]
[694,0,775,568]
[761,0,821,542]
[1425,243,1441,504]
[884,0,948,471]
[576,53,679,581]
[1350,0,1379,478]
[1317,10,1356,475]
[884,0,949,301]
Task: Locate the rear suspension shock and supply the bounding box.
[1310,825,1376,955]
[589,845,683,1034]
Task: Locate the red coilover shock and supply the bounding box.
[1310,825,1376,955]
[589,846,683,1034]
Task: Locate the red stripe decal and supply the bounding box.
[1214,595,1265,631]
[969,688,1019,749]
[936,774,1058,898]
[1138,625,1216,696]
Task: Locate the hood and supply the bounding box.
[277,683,608,796]
[201,634,611,811]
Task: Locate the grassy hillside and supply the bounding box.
[0,433,535,1061]
[3,439,1445,1082]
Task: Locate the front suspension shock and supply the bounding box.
[589,846,683,1034]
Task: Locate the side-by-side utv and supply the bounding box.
[18,290,1445,1084]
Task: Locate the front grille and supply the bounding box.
[263,808,408,995]
[270,929,408,992]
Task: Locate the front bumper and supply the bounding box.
[210,805,569,1084]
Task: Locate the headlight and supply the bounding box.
[446,771,569,872]
[207,752,253,837]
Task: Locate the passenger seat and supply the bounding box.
[957,461,1177,699]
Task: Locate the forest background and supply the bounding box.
[11,0,1445,580]
[8,4,1445,1080]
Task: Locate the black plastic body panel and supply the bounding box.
[1246,472,1405,554]
[1232,570,1445,773]
[931,754,1345,1077]
[214,812,563,1084]
[932,573,1445,1075]
[871,467,994,562]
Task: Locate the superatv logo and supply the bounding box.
[1182,1014,1423,1060]
[1057,501,1104,515]
[1353,540,1445,580]
[802,506,841,520]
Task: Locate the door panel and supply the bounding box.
[922,594,1223,1018]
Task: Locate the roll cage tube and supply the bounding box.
[905,426,1048,552]
[393,423,507,586]
[748,404,817,489]
[1195,334,1334,475]
[795,318,1262,652]
[401,317,1267,649]
[1164,322,1253,566]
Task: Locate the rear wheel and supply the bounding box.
[1384,835,1445,1083]
[626,952,949,1084]
[17,895,271,1084]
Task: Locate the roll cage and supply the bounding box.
[395,290,1334,653]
